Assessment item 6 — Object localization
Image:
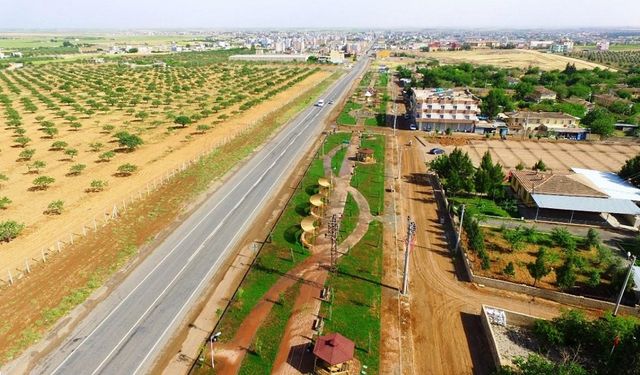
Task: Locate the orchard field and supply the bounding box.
[0,53,332,281]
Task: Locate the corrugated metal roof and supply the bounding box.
[532,194,640,215]
[572,168,640,202]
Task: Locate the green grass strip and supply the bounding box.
[321,221,383,374]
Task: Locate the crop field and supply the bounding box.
[0,57,332,279]
[571,50,640,68]
[457,139,640,172]
[394,49,613,71]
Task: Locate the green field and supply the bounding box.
[351,134,385,215]
[320,221,383,374]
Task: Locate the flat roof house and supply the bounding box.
[529,86,557,102]
[410,89,480,133]
[503,111,582,138]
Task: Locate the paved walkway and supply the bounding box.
[215,133,375,374]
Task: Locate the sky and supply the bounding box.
[2,0,640,30]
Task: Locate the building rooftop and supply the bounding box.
[313,333,355,366]
[532,194,640,215]
[505,111,579,120]
[572,168,640,202]
[511,170,608,198]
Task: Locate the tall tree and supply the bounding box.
[619,153,640,187]
[475,151,505,199]
[527,247,551,287]
[480,89,513,119]
[581,108,616,137]
[429,148,475,196]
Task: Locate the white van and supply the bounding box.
[316,99,325,107]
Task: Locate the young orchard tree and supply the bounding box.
[89,142,104,152]
[174,115,192,128]
[69,122,82,131]
[135,111,150,122]
[116,163,138,176]
[527,247,551,287]
[0,220,25,242]
[68,163,86,176]
[15,136,31,148]
[46,200,64,215]
[14,127,27,136]
[0,196,11,209]
[64,148,78,160]
[99,151,116,162]
[42,126,58,138]
[102,124,115,133]
[88,179,108,192]
[0,173,8,186]
[196,124,211,133]
[114,132,143,151]
[28,160,46,174]
[51,141,68,150]
[18,149,36,161]
[32,176,55,190]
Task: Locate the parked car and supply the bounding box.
[409,124,417,130]
[429,148,445,155]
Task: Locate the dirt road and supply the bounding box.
[395,132,592,375]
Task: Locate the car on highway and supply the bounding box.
[316,99,325,107]
[328,100,334,104]
[429,148,445,155]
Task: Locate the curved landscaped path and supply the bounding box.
[214,132,376,374]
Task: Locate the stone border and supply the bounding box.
[480,305,539,368]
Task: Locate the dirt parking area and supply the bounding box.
[457,139,640,172]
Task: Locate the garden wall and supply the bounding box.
[433,174,640,316]
[480,305,539,368]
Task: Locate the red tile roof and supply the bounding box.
[313,333,355,365]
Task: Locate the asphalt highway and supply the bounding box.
[34,56,369,375]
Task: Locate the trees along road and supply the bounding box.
[33,56,370,375]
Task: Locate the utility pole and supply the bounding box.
[401,216,417,295]
[455,205,465,253]
[327,214,339,273]
[613,254,636,316]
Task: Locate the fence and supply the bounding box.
[0,126,256,287]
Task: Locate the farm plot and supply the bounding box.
[0,58,333,279]
[399,49,613,71]
[460,139,640,172]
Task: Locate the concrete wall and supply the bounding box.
[437,175,640,316]
[481,305,541,368]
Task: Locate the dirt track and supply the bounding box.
[394,132,602,374]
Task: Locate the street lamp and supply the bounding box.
[210,331,222,369]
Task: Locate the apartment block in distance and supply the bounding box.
[410,88,480,132]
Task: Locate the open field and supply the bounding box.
[0,33,200,50]
[0,57,334,283]
[0,68,342,366]
[453,139,640,172]
[394,49,614,71]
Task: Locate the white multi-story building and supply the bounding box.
[596,40,610,51]
[411,89,480,133]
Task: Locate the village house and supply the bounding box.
[529,86,557,102]
[504,111,580,136]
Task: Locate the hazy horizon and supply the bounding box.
[4,0,640,30]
